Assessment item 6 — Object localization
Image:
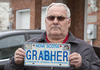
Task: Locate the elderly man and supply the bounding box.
[4,3,100,70]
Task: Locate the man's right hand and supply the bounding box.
[14,48,25,64]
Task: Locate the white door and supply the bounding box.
[21,11,30,29]
[16,9,30,29]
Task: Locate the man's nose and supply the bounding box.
[53,18,59,24]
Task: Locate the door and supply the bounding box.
[16,9,30,29]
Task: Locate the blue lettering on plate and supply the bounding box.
[46,44,59,48]
[32,50,37,60]
[45,51,49,60]
[36,44,45,48]
[38,50,43,60]
[50,51,56,61]
[63,51,68,61]
[26,50,31,60]
[57,51,62,61]
[26,50,68,61]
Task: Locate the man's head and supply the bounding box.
[45,3,71,19]
[45,3,71,38]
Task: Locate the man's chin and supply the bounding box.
[51,31,61,35]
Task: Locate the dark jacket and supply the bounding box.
[4,31,100,70]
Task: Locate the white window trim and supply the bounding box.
[41,6,48,30]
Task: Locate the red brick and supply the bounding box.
[10,0,41,29]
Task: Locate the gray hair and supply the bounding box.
[45,3,71,18]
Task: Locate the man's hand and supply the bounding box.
[14,48,25,64]
[69,52,82,69]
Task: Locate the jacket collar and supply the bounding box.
[66,31,79,44]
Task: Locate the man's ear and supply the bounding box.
[68,18,71,28]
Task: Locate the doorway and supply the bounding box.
[16,9,30,29]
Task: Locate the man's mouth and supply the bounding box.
[51,25,61,29]
[51,27,60,29]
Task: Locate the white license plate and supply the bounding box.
[24,42,70,67]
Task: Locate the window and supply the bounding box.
[0,35,25,59]
[29,34,41,39]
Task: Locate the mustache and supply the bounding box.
[51,25,61,29]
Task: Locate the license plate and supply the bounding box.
[24,42,70,67]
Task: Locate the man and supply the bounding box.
[4,3,100,70]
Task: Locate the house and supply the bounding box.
[1,0,100,46]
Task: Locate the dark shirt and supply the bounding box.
[4,31,100,70]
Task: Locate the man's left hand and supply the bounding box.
[68,52,82,69]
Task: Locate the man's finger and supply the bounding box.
[18,48,25,54]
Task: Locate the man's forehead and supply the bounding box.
[48,5,66,11]
[47,5,67,15]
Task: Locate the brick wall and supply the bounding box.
[10,0,41,29]
[42,0,56,6]
[87,0,100,46]
[34,0,41,29]
[10,0,56,29]
[67,0,85,40]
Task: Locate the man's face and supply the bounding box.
[45,5,71,36]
